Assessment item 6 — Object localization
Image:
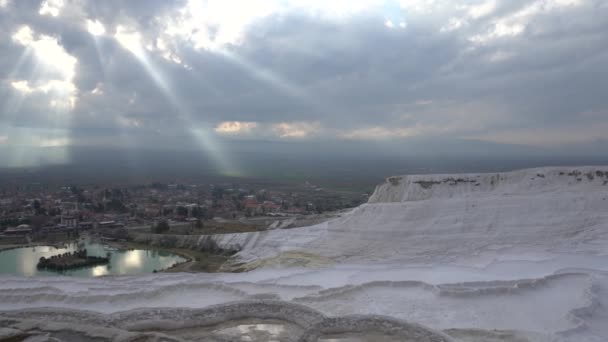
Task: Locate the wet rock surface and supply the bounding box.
[0,300,454,342]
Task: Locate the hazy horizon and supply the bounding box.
[2,144,608,190]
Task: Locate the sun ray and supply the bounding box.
[218,48,308,101]
[216,48,338,122]
[1,48,34,119]
[86,19,108,80]
[114,26,238,176]
[2,25,77,168]
[85,22,144,178]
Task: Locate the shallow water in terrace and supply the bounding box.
[0,241,186,277]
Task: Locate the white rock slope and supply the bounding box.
[216,166,608,266]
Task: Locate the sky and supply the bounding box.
[1,0,608,171]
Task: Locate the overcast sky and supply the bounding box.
[1,0,608,168]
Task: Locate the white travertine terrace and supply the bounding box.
[2,166,608,341]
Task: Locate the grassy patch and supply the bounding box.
[115,241,231,273]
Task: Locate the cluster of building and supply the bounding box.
[0,181,367,237]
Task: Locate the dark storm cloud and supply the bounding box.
[0,0,607,153]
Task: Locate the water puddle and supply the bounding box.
[319,333,414,342]
[214,323,289,341]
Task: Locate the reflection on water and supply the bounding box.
[91,265,109,277]
[0,241,186,277]
[214,323,289,342]
[319,334,406,342]
[124,250,143,268]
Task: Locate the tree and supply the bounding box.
[129,203,138,217]
[195,219,203,229]
[212,187,224,200]
[33,200,41,212]
[111,188,124,199]
[176,206,188,217]
[191,206,204,218]
[151,220,170,234]
[30,215,48,232]
[107,199,127,213]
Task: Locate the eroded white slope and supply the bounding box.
[216,166,608,266]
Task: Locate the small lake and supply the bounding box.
[0,240,187,277]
